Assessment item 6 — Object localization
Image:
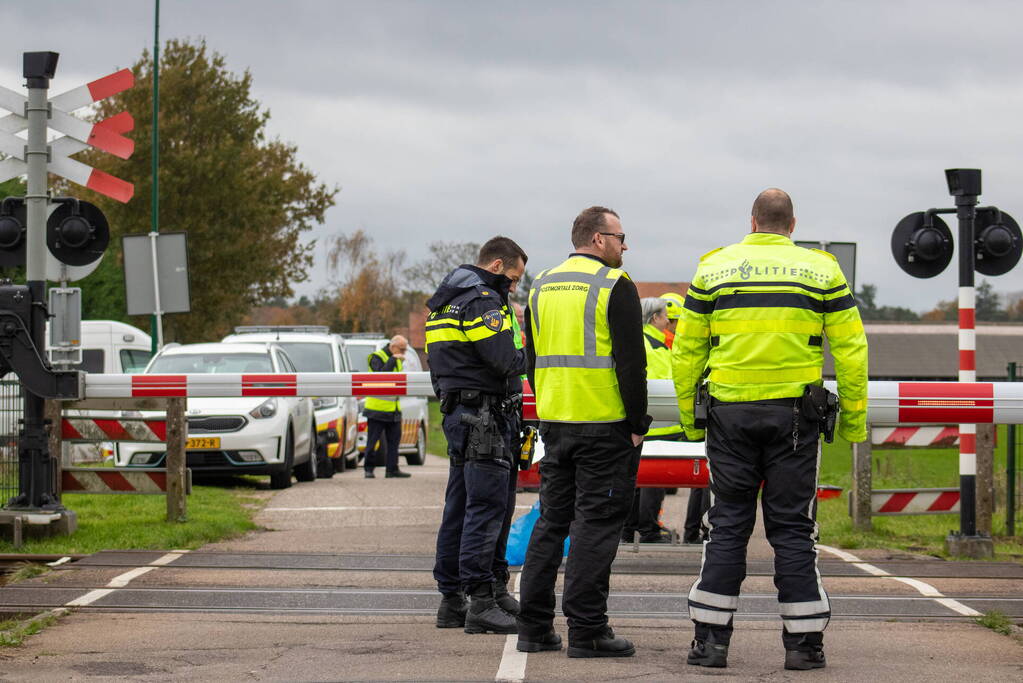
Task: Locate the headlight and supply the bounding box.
[312,397,339,410]
[249,398,278,419]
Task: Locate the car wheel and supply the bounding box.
[270,427,295,490]
[405,424,427,466]
[316,432,335,479]
[295,422,318,482]
[332,420,347,474]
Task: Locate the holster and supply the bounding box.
[693,383,710,430]
[459,396,511,466]
[801,384,839,443]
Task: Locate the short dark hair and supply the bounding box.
[751,189,793,233]
[477,236,527,268]
[571,206,620,248]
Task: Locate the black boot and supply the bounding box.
[517,630,562,652]
[785,648,826,670]
[566,627,635,658]
[687,638,729,668]
[464,584,517,634]
[436,592,467,629]
[493,571,520,615]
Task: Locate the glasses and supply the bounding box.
[598,232,626,245]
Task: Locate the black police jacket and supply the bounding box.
[425,264,526,398]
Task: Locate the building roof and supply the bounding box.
[822,322,1023,380]
[634,282,690,299]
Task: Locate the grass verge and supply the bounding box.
[817,430,1023,559]
[427,399,448,458]
[0,610,64,647]
[975,611,1014,636]
[0,483,264,554]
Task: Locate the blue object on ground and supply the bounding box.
[505,500,570,566]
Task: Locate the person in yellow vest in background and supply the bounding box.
[621,297,683,543]
[363,335,411,479]
[660,292,684,348]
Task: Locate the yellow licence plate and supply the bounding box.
[186,437,221,449]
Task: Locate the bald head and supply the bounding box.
[751,188,795,235]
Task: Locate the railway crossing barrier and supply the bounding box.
[61,466,190,495]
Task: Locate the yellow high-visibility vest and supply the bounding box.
[529,255,627,423]
[364,348,402,414]
[643,323,683,439]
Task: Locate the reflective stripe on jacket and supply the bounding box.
[364,348,402,414]
[530,255,627,422]
[671,232,868,442]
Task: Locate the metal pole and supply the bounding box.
[150,0,161,354]
[149,230,163,348]
[956,191,978,537]
[1008,361,1017,536]
[17,53,59,509]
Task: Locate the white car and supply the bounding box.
[222,326,360,477]
[338,335,429,466]
[115,342,317,489]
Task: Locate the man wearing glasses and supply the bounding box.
[517,206,651,658]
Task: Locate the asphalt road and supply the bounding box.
[0,452,1021,681]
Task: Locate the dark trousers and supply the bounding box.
[518,420,641,642]
[433,404,517,594]
[688,399,828,651]
[683,487,710,543]
[365,418,401,473]
[623,487,666,538]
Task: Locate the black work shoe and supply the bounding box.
[436,593,468,629]
[385,469,411,478]
[464,585,517,634]
[517,630,562,652]
[785,648,826,670]
[494,582,520,615]
[567,628,635,658]
[687,639,729,668]
[364,470,375,478]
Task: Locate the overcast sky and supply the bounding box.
[5,1,1023,312]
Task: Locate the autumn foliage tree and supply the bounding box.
[325,230,409,333]
[61,39,336,341]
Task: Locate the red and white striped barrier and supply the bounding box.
[62,417,166,443]
[871,488,960,515]
[61,467,190,495]
[79,375,1023,426]
[871,425,959,448]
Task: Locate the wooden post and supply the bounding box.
[851,437,873,531]
[165,396,187,522]
[44,399,62,497]
[975,423,995,536]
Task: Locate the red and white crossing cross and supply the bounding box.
[0,68,135,203]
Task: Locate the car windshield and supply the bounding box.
[345,343,380,372]
[274,343,335,372]
[148,353,273,374]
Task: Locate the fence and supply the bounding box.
[0,378,21,505]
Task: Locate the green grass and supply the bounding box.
[0,611,61,647]
[975,610,1015,636]
[427,399,448,458]
[817,428,1023,559]
[0,484,263,554]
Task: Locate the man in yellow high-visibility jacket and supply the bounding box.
[517,206,650,659]
[673,188,867,672]
[363,335,411,479]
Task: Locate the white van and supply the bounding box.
[57,320,153,374]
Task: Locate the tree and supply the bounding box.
[404,240,480,293]
[854,283,919,321]
[975,280,1005,321]
[325,230,407,334]
[61,39,336,341]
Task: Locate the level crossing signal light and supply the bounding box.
[0,196,109,269]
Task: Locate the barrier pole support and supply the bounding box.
[165,397,186,522]
[851,438,873,531]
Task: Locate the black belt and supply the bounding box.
[711,397,798,407]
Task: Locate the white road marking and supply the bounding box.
[818,544,982,617]
[496,571,527,683]
[63,550,190,608]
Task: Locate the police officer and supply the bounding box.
[672,188,868,671]
[426,236,528,635]
[363,335,412,479]
[622,297,683,544]
[517,206,650,658]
